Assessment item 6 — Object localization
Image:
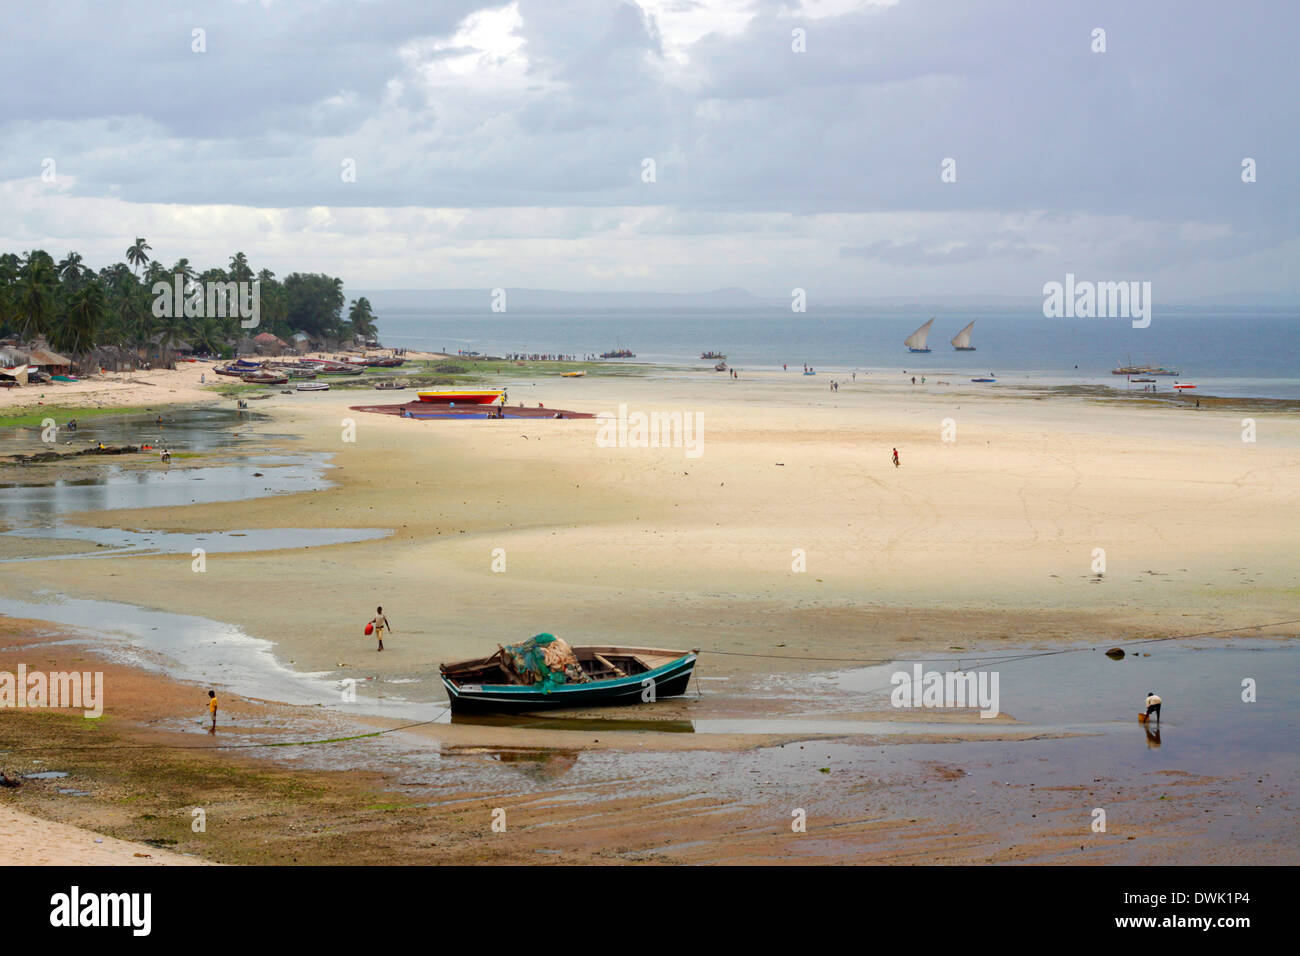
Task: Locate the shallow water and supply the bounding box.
[0,407,281,452]
[0,457,334,525]
[1,524,390,561]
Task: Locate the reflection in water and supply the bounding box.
[441,745,582,781]
[1144,724,1163,749]
[449,712,696,734]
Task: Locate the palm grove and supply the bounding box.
[0,238,379,367]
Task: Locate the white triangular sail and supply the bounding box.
[904,318,934,350]
[951,321,975,349]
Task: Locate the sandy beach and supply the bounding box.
[2,362,1298,864]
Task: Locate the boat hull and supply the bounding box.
[442,651,698,713]
[417,389,504,405]
[953,347,976,351]
[908,348,931,353]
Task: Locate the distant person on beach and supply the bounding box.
[372,606,391,651]
[207,690,218,732]
[892,447,900,467]
[911,376,916,385]
[1144,691,1161,723]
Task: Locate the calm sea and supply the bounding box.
[375,306,1300,400]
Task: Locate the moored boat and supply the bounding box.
[1113,363,1181,376]
[296,381,329,391]
[440,638,699,713]
[701,351,726,360]
[561,370,586,377]
[600,348,635,359]
[416,388,505,404]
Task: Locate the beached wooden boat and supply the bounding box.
[241,371,290,385]
[440,644,699,713]
[417,389,505,405]
[561,370,586,377]
[296,381,329,391]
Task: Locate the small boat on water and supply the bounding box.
[905,318,935,353]
[951,320,977,351]
[440,635,699,713]
[417,388,505,405]
[296,381,329,391]
[1173,383,1197,390]
[701,351,726,360]
[1113,363,1181,376]
[600,348,635,359]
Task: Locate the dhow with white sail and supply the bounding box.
[904,318,935,353]
[951,320,976,351]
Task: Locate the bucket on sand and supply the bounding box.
[1138,712,1148,723]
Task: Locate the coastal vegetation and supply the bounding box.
[0,241,378,367]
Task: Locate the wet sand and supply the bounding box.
[4,620,1295,865]
[1,365,1298,863]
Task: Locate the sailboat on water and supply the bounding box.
[951,320,976,351]
[904,318,935,353]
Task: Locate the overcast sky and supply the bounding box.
[1,0,1295,299]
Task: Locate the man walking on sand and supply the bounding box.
[892,447,900,468]
[1145,691,1162,723]
[207,689,218,733]
[372,606,392,651]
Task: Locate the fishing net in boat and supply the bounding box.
[499,633,591,691]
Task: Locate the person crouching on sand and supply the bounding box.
[1145,691,1161,723]
[372,606,392,651]
[207,690,218,733]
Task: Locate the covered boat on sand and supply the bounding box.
[440,633,698,713]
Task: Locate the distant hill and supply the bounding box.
[352,287,760,311]
[351,287,1299,313]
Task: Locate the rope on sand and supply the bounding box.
[0,706,452,756]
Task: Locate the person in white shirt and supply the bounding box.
[1145,691,1162,722]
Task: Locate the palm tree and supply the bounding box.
[59,281,105,359]
[192,316,224,356]
[57,251,86,284]
[126,238,152,275]
[16,251,57,341]
[172,258,197,292]
[348,297,378,341]
[229,252,252,283]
